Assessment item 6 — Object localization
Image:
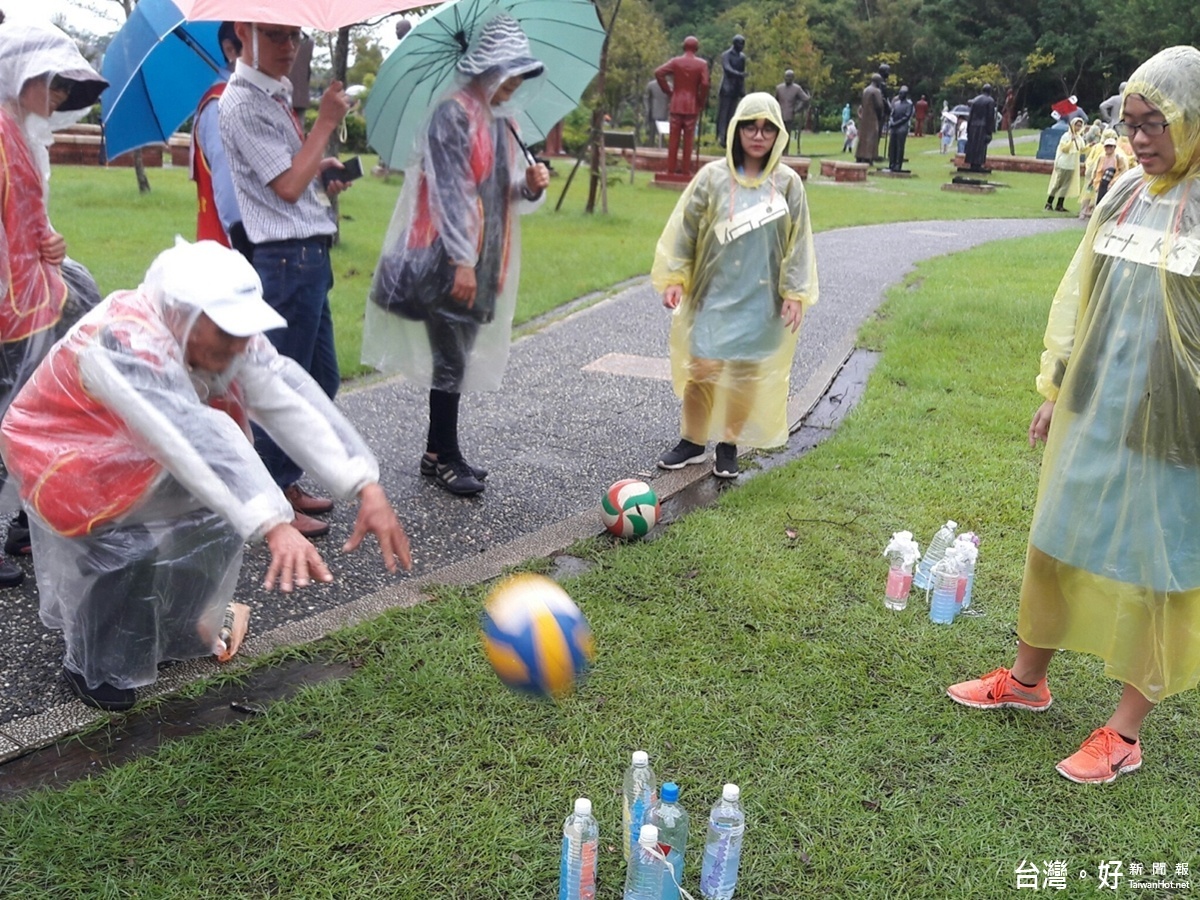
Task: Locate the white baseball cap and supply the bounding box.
[148,238,286,337]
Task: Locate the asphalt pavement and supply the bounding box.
[0,214,1081,764]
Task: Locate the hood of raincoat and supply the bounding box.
[144,239,285,382]
[455,13,544,118]
[0,24,107,123]
[725,92,788,188]
[1121,45,1200,194]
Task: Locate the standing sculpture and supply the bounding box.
[654,36,710,177]
[857,73,887,164]
[887,86,914,171]
[963,84,996,172]
[774,69,810,155]
[715,35,747,146]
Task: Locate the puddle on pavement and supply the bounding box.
[0,350,879,795]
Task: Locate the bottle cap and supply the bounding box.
[946,520,958,530]
[632,750,649,767]
[638,823,659,844]
[661,782,679,803]
[722,783,740,802]
[574,797,592,816]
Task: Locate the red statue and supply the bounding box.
[654,36,710,176]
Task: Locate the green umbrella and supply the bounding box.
[365,0,605,170]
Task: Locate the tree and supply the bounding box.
[599,0,670,128]
[713,1,830,99]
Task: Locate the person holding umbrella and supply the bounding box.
[190,22,251,257]
[219,21,357,535]
[365,13,550,496]
[0,23,107,585]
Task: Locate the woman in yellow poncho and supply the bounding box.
[1045,116,1086,212]
[949,46,1200,784]
[651,92,817,478]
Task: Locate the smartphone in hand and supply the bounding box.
[322,156,363,189]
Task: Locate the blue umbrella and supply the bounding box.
[365,0,606,170]
[100,0,223,160]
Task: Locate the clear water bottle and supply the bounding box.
[649,782,689,900]
[624,823,666,900]
[882,531,920,611]
[913,520,958,591]
[928,552,961,625]
[623,750,657,861]
[559,797,599,900]
[954,533,980,610]
[699,783,744,900]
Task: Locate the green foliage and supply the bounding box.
[346,33,386,92]
[595,0,672,125]
[713,1,831,96]
[303,109,369,154]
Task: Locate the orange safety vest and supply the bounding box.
[0,290,252,536]
[191,82,230,247]
[0,108,66,343]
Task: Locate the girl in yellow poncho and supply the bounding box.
[948,46,1200,784]
[1045,117,1086,211]
[651,92,817,478]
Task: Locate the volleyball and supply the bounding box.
[601,479,660,538]
[481,574,595,699]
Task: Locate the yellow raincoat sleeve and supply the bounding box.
[778,179,817,308]
[651,170,712,296]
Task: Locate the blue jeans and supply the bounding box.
[251,236,339,488]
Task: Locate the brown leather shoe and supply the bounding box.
[284,483,334,515]
[291,510,330,538]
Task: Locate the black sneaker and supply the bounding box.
[63,667,136,712]
[5,511,31,557]
[434,458,486,496]
[420,454,488,481]
[714,442,739,479]
[658,439,707,470]
[0,555,23,588]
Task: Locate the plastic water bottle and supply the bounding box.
[928,552,962,624]
[559,797,599,900]
[913,520,958,591]
[699,784,744,900]
[649,782,689,900]
[623,751,657,861]
[954,533,980,610]
[882,530,921,611]
[624,824,666,900]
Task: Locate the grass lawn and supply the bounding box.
[50,129,1058,377]
[4,227,1194,898]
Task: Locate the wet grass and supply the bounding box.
[4,228,1196,898]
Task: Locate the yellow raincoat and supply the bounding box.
[1021,46,1200,701]
[651,93,817,448]
[1047,118,1087,201]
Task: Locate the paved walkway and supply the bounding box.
[0,216,1081,762]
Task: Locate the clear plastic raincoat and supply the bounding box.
[1020,46,1200,701]
[651,92,817,448]
[363,18,545,393]
[1047,118,1087,201]
[0,25,106,414]
[0,241,380,690]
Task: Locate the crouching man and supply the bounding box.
[0,239,411,711]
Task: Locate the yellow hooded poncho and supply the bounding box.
[1021,46,1200,701]
[651,92,817,448]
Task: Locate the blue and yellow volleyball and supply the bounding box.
[481,574,595,700]
[601,478,660,538]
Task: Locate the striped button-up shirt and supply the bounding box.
[218,61,336,245]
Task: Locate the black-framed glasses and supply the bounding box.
[738,121,780,137]
[1115,120,1169,137]
[48,75,73,94]
[258,27,305,47]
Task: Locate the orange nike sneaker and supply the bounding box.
[1055,727,1142,784]
[946,667,1052,711]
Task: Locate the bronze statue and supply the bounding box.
[774,69,810,155]
[887,85,913,171]
[654,36,710,176]
[857,73,886,164]
[964,83,996,172]
[715,35,747,146]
